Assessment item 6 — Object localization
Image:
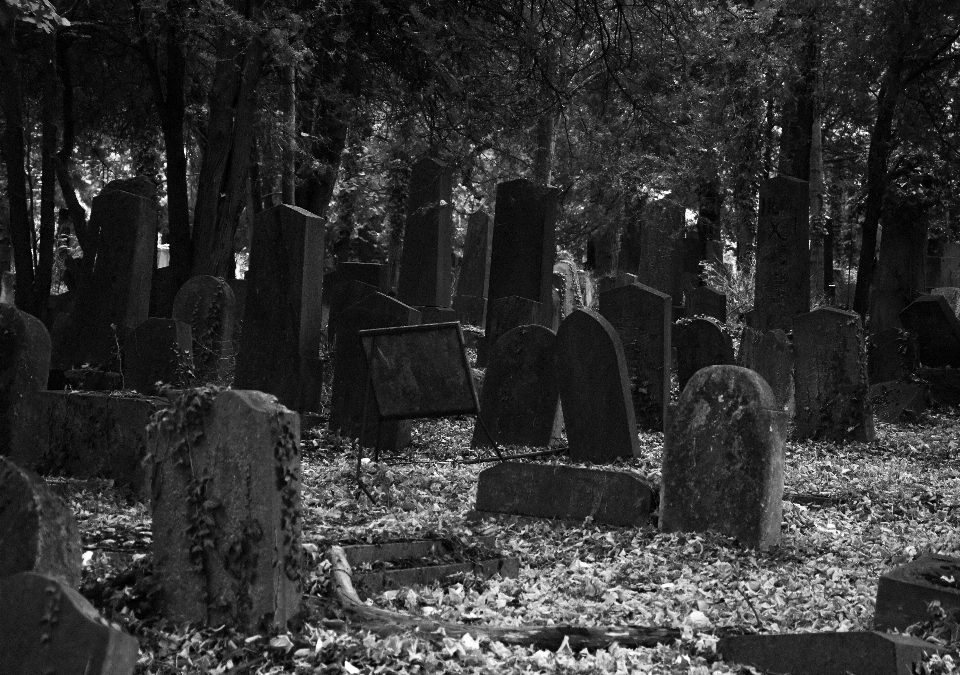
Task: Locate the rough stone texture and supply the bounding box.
[397,158,454,308]
[552,260,583,321]
[475,462,653,526]
[685,286,726,323]
[793,308,875,442]
[598,283,671,432]
[738,328,795,415]
[932,287,960,317]
[875,554,960,630]
[868,327,918,384]
[124,318,193,395]
[635,198,686,305]
[0,457,81,586]
[555,309,640,463]
[234,204,325,412]
[754,176,810,332]
[472,325,561,448]
[674,317,736,393]
[719,631,948,675]
[149,390,302,630]
[0,572,140,675]
[329,293,421,452]
[0,306,50,455]
[328,280,379,347]
[172,275,236,383]
[456,211,494,301]
[11,391,165,497]
[661,365,787,550]
[477,295,549,367]
[899,294,960,368]
[869,381,927,423]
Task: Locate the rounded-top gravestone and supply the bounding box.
[172,275,236,383]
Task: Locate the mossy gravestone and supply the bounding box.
[172,275,236,384]
[661,366,787,550]
[148,389,302,630]
[124,318,193,395]
[555,309,639,463]
[0,305,50,455]
[793,307,875,442]
[674,317,736,392]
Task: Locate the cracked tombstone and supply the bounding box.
[124,318,193,395]
[0,305,50,455]
[148,389,302,630]
[793,307,875,442]
[555,309,639,463]
[674,317,736,393]
[661,365,787,550]
[172,275,236,384]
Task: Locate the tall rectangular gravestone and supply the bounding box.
[476,295,548,367]
[233,204,324,412]
[0,306,50,456]
[754,176,810,331]
[739,327,795,415]
[453,211,493,327]
[635,199,686,306]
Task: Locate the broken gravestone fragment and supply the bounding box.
[874,553,960,631]
[0,572,139,675]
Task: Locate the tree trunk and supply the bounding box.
[777,30,817,182]
[35,32,60,313]
[808,116,824,299]
[280,63,296,204]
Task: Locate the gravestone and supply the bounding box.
[476,295,548,367]
[555,309,639,463]
[233,204,324,412]
[0,572,140,675]
[685,286,726,323]
[753,176,810,331]
[328,280,379,346]
[899,294,960,368]
[588,226,620,275]
[0,306,50,455]
[635,199,686,305]
[932,287,960,317]
[793,308,875,442]
[472,325,561,449]
[475,463,653,527]
[868,327,918,384]
[674,317,736,392]
[149,389,301,630]
[869,381,927,423]
[738,327,795,415]
[661,365,787,550]
[0,271,14,305]
[0,457,81,586]
[595,271,638,294]
[149,266,178,319]
[124,318,193,395]
[329,293,421,452]
[453,211,493,327]
[926,241,960,289]
[875,554,960,631]
[552,260,582,321]
[172,275,236,383]
[397,158,454,310]
[598,283,671,431]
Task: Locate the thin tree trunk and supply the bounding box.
[280,63,296,204]
[35,32,60,314]
[808,116,824,299]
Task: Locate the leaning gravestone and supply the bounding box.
[149,389,302,630]
[793,308,875,442]
[899,294,960,368]
[738,327,795,415]
[674,317,736,392]
[555,309,639,463]
[124,318,193,395]
[0,305,50,455]
[598,283,671,431]
[476,295,548,366]
[753,176,810,332]
[0,457,81,586]
[661,366,787,550]
[0,572,140,675]
[453,211,494,326]
[685,286,726,323]
[472,325,561,449]
[171,275,236,383]
[874,554,960,631]
[932,286,960,318]
[234,204,324,412]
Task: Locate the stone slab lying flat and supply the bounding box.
[875,554,960,630]
[341,536,496,567]
[475,462,653,527]
[719,631,949,675]
[353,557,519,598]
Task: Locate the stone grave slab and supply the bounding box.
[685,286,726,323]
[738,327,794,415]
[0,305,50,454]
[0,572,139,675]
[471,325,561,449]
[398,158,454,308]
[718,631,948,675]
[556,309,640,463]
[474,462,654,527]
[932,287,960,317]
[868,327,918,385]
[635,198,686,305]
[0,457,81,586]
[124,318,193,395]
[674,317,736,392]
[899,294,960,368]
[171,275,236,383]
[874,554,960,630]
[661,365,787,550]
[477,295,548,366]
[149,389,302,630]
[328,280,380,345]
[454,211,494,321]
[869,381,927,423]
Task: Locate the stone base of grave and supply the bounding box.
[874,554,960,631]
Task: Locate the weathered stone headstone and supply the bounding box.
[0,572,140,675]
[685,286,726,323]
[124,318,193,395]
[453,211,493,327]
[552,260,582,321]
[172,275,236,383]
[0,306,50,455]
[661,365,787,549]
[555,309,639,463]
[598,283,671,431]
[397,158,454,310]
[474,463,653,526]
[674,317,736,392]
[149,389,301,630]
[0,457,80,586]
[899,294,960,368]
[738,327,795,415]
[932,286,960,317]
[868,327,918,384]
[635,199,686,305]
[869,381,927,424]
[472,325,561,448]
[793,308,875,442]
[329,293,421,452]
[875,554,960,631]
[753,176,810,331]
[476,295,548,367]
[233,204,324,412]
[328,280,379,347]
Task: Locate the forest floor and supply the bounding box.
[73,408,960,674]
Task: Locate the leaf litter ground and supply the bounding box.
[72,410,960,674]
